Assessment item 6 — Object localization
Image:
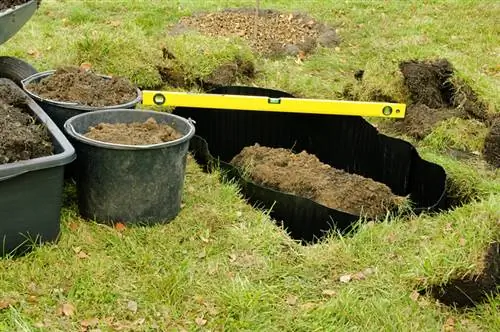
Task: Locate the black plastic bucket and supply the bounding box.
[21,70,142,132]
[173,86,448,243]
[63,109,195,225]
[0,78,76,256]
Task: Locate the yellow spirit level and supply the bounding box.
[141,90,406,118]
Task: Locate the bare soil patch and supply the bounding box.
[172,9,339,57]
[25,66,138,107]
[0,83,53,164]
[426,242,500,308]
[230,144,405,218]
[483,117,500,168]
[84,117,182,145]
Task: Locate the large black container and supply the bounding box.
[0,78,76,256]
[64,109,195,225]
[174,86,448,243]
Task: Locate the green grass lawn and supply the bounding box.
[1,0,499,331]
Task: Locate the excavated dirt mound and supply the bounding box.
[426,242,500,308]
[84,117,182,145]
[172,9,339,57]
[25,66,138,107]
[484,117,500,168]
[379,59,491,140]
[230,144,406,218]
[0,83,53,164]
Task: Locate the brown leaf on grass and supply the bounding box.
[444,223,453,233]
[27,295,38,303]
[79,62,92,72]
[0,299,17,310]
[321,289,337,297]
[114,222,126,232]
[459,238,466,246]
[352,272,366,281]
[286,295,298,305]
[58,303,75,317]
[127,300,138,313]
[410,290,420,302]
[443,317,456,332]
[78,251,90,259]
[68,222,79,231]
[195,317,207,326]
[107,20,122,27]
[81,317,99,329]
[27,49,41,58]
[339,274,352,283]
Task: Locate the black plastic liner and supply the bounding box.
[173,86,448,243]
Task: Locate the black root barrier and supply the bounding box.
[174,86,448,243]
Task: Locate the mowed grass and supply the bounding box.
[1,0,499,331]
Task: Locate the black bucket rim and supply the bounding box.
[63,109,196,150]
[21,69,142,110]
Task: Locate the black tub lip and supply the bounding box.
[21,70,142,110]
[0,78,76,181]
[63,109,196,150]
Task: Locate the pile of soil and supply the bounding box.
[25,66,138,107]
[374,59,492,141]
[426,242,500,308]
[0,83,53,164]
[0,0,29,11]
[483,117,500,168]
[172,9,339,57]
[84,117,182,145]
[230,144,405,218]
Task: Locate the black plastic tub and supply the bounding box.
[64,109,195,225]
[173,86,448,243]
[0,78,76,256]
[21,70,142,132]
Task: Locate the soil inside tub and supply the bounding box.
[0,0,32,11]
[230,144,407,218]
[25,66,138,107]
[84,117,183,145]
[0,83,53,164]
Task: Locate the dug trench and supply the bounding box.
[422,242,500,309]
[0,82,53,164]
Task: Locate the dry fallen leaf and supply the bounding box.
[195,317,207,326]
[81,317,99,328]
[0,299,15,310]
[68,222,79,231]
[286,295,298,305]
[352,272,366,281]
[114,222,126,232]
[59,303,75,317]
[322,289,337,297]
[78,251,90,259]
[339,274,352,283]
[443,317,456,332]
[127,300,138,313]
[410,290,420,302]
[108,20,122,27]
[459,238,466,246]
[80,62,92,71]
[444,223,453,233]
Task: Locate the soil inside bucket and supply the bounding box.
[230,144,406,218]
[25,66,138,107]
[83,117,182,145]
[171,8,339,57]
[0,83,53,164]
[0,0,31,11]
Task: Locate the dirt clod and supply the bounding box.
[426,242,500,308]
[230,144,405,218]
[25,66,138,107]
[173,9,338,57]
[84,117,182,145]
[483,117,500,168]
[0,83,53,164]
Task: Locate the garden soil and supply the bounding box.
[230,144,405,218]
[25,66,137,107]
[84,117,182,145]
[0,83,53,164]
[381,59,491,140]
[172,8,339,57]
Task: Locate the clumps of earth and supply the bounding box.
[25,66,138,107]
[425,242,500,308]
[0,82,53,164]
[0,0,40,11]
[84,117,182,145]
[170,8,340,57]
[230,144,406,218]
[350,58,499,168]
